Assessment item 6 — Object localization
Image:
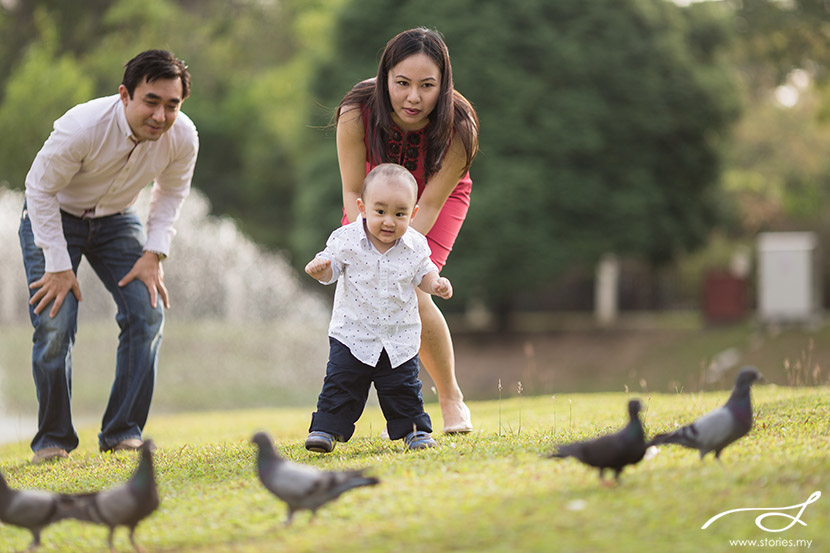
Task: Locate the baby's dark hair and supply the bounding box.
[122,49,191,99]
[362,163,418,204]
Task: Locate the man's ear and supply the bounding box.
[118,84,130,107]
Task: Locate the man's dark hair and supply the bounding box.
[122,49,191,100]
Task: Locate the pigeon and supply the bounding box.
[649,366,763,460]
[548,399,647,485]
[63,439,159,552]
[0,470,78,551]
[251,431,379,525]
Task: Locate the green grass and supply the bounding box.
[1,386,827,553]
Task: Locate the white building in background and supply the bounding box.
[757,232,823,325]
[595,253,619,327]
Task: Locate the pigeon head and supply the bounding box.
[130,438,156,493]
[251,432,281,461]
[725,366,762,421]
[735,367,763,390]
[251,432,270,448]
[627,399,642,420]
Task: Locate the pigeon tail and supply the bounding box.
[649,425,699,448]
[328,474,380,498]
[548,443,582,460]
[51,494,93,522]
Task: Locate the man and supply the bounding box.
[18,49,199,462]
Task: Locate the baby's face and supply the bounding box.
[359,178,417,250]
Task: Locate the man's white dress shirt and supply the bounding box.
[316,218,438,368]
[24,94,199,272]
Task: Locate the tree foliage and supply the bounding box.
[296,0,740,313]
[0,9,94,188]
[7,0,821,317]
[0,0,341,250]
[724,0,830,228]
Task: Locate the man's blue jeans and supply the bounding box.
[19,203,163,453]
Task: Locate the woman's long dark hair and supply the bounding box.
[337,28,478,180]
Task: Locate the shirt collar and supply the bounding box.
[398,227,417,250]
[114,97,141,144]
[357,215,416,252]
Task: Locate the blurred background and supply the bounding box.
[1,0,828,442]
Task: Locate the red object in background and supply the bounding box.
[704,271,747,324]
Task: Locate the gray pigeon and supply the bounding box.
[251,431,379,525]
[0,470,78,551]
[63,439,159,552]
[650,367,763,460]
[548,399,647,484]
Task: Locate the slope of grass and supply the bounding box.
[1,385,827,553]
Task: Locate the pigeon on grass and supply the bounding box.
[63,439,159,552]
[548,399,647,485]
[649,366,762,460]
[0,470,78,551]
[251,431,379,526]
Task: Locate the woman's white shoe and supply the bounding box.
[442,400,473,434]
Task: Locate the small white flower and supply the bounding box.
[566,499,588,511]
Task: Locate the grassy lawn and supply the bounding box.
[1,385,827,553]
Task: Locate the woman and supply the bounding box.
[335,27,479,433]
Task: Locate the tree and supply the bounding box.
[0,8,93,188]
[295,0,739,320]
[723,0,830,228]
[727,0,830,97]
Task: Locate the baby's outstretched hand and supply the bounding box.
[432,276,453,300]
[305,257,331,280]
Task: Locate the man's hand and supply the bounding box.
[305,257,332,282]
[118,251,169,309]
[29,270,83,318]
